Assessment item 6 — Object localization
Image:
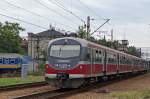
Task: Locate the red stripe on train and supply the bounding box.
[46,64,144,75]
[46,64,103,75]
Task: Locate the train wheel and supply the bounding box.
[116,74,122,80]
[82,78,90,87]
[102,76,108,81]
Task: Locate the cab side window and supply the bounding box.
[87,48,91,61]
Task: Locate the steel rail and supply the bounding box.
[0,81,47,92]
[12,73,148,99]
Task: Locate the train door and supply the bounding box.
[90,48,95,77]
[117,54,120,73]
[103,50,107,75]
[99,50,104,75]
[88,48,93,77]
[93,49,96,76]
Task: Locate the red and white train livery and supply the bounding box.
[45,37,149,88]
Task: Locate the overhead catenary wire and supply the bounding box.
[48,0,86,24]
[78,0,112,35]
[34,0,79,26]
[0,13,47,29]
[3,0,44,18]
[3,0,76,30]
[91,19,110,35]
[78,0,102,19]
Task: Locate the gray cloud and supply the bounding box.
[0,0,150,47]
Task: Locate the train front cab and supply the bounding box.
[45,38,90,88]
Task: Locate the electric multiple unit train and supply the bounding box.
[45,37,150,88]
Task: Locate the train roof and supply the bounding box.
[0,53,22,58]
[48,37,143,60]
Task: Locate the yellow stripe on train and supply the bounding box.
[0,65,20,68]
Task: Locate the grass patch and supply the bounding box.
[109,90,150,99]
[0,76,44,86]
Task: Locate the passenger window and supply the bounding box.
[99,51,102,63]
[120,56,125,64]
[10,58,15,64]
[108,53,116,64]
[96,50,99,62]
[4,58,9,64]
[123,57,126,64]
[0,58,3,64]
[93,49,96,61]
[126,58,129,64]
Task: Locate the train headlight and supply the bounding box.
[45,64,52,68]
[45,64,49,68]
[80,65,83,69]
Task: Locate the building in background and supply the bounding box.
[118,40,129,52]
[21,37,28,54]
[28,27,76,61]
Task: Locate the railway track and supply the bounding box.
[12,76,133,99]
[12,89,68,99]
[12,80,122,99]
[0,81,48,92]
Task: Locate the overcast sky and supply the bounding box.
[0,0,150,47]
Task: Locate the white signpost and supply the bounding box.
[21,63,28,78]
[21,58,28,78]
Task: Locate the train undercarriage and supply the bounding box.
[45,69,148,89]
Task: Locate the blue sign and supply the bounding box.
[0,58,21,64]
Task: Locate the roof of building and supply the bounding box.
[28,29,77,38]
[0,53,22,58]
[37,29,64,37]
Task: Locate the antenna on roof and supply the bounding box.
[49,24,55,31]
[49,24,53,30]
[49,24,52,29]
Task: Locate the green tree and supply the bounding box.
[77,26,87,39]
[112,40,120,50]
[0,21,25,54]
[127,46,141,57]
[97,36,112,47]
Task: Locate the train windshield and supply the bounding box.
[50,45,80,58]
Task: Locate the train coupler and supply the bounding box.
[56,73,69,80]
